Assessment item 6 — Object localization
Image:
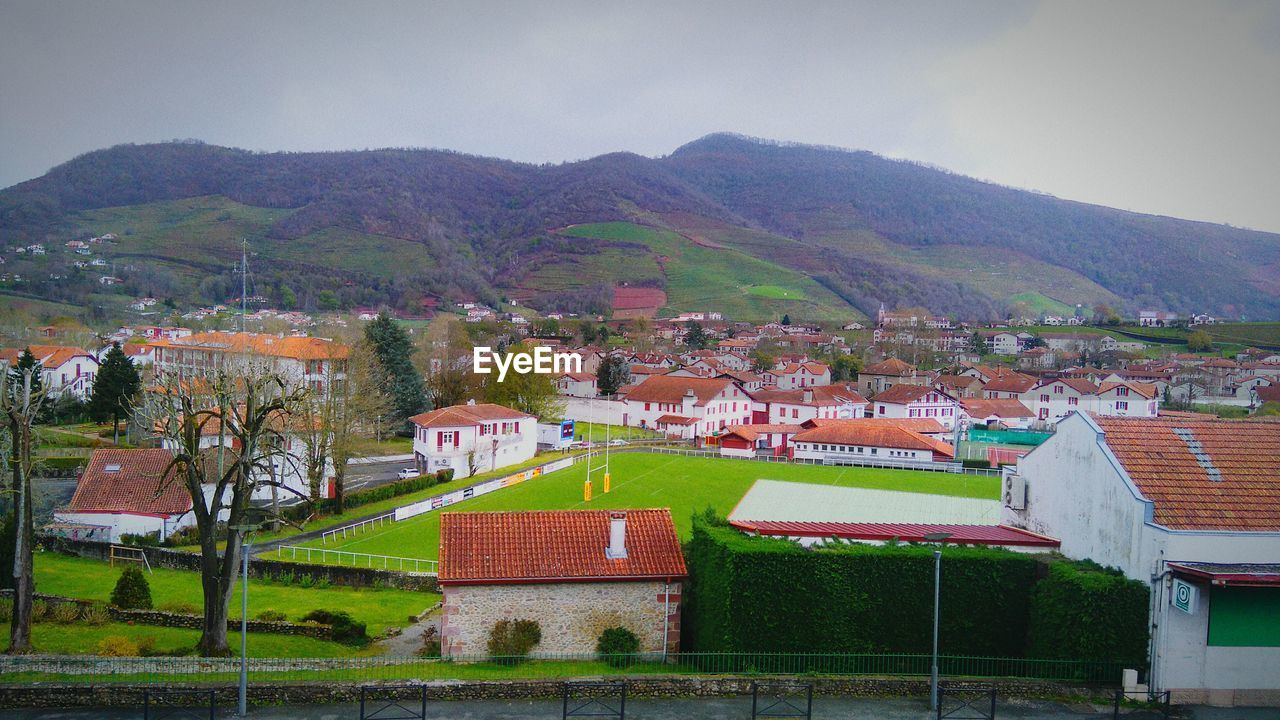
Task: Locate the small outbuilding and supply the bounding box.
[438,509,687,658]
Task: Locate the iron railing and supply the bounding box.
[320,512,396,544]
[275,545,438,574]
[0,652,1127,686]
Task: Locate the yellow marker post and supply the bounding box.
[584,478,592,502]
[603,472,611,494]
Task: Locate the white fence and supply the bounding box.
[642,445,1001,477]
[320,512,395,544]
[276,545,438,574]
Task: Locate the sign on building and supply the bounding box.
[1171,578,1199,615]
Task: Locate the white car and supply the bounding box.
[397,468,422,480]
[608,439,628,447]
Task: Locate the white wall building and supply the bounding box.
[1002,414,1280,706]
[410,402,537,479]
[623,375,751,439]
[870,384,961,430]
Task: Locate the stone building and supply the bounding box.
[438,509,687,658]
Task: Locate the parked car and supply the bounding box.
[397,468,422,480]
[608,439,629,447]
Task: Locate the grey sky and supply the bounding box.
[2,0,1278,233]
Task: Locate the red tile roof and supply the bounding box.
[625,375,734,406]
[1254,385,1280,405]
[1098,381,1158,400]
[151,332,348,361]
[961,398,1034,419]
[749,382,867,407]
[862,358,916,376]
[410,403,532,428]
[721,423,806,441]
[872,384,955,405]
[439,509,687,585]
[1095,415,1280,531]
[982,374,1038,394]
[66,449,192,516]
[655,414,697,425]
[793,419,955,459]
[729,520,1059,548]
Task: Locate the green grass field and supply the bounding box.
[34,553,438,635]
[31,620,375,658]
[303,452,998,562]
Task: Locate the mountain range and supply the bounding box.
[1,132,1276,322]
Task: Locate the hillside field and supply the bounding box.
[300,452,999,562]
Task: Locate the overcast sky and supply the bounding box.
[2,0,1278,232]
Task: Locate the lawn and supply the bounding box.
[31,620,374,658]
[571,421,662,441]
[34,553,437,635]
[305,452,999,562]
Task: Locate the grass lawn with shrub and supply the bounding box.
[306,452,999,561]
[31,620,376,658]
[34,553,438,635]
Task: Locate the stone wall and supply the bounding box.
[440,580,680,657]
[36,535,439,592]
[0,675,1118,709]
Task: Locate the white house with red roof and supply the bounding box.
[982,373,1038,400]
[870,384,961,430]
[0,345,99,399]
[410,402,537,479]
[53,449,195,542]
[554,372,598,398]
[1023,377,1099,422]
[717,423,805,458]
[790,418,956,464]
[438,509,686,657]
[959,398,1036,430]
[749,383,867,424]
[765,361,831,389]
[858,357,927,396]
[623,375,751,439]
[1002,414,1280,705]
[1096,381,1159,417]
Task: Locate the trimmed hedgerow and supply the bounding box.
[684,518,1038,657]
[1028,562,1149,667]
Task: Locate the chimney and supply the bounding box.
[803,389,814,404]
[606,511,628,559]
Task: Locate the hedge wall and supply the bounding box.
[684,520,1038,658]
[684,517,1149,666]
[1028,562,1149,667]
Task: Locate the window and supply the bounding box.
[1040,394,1050,403]
[1116,386,1129,396]
[1116,401,1128,410]
[792,409,799,419]
[1054,385,1063,394]
[645,403,651,411]
[1068,397,1078,406]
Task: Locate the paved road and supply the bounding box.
[3,697,1276,720]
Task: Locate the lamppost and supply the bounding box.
[230,508,271,718]
[923,531,953,712]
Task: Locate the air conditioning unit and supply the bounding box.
[1004,472,1027,510]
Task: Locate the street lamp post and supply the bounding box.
[923,531,953,712]
[231,508,271,718]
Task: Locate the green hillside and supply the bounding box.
[549,222,859,321]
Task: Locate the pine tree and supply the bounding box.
[683,321,708,349]
[5,349,42,402]
[364,312,427,429]
[89,343,142,444]
[596,355,628,397]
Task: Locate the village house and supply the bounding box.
[0,345,99,399]
[554,372,598,398]
[1002,414,1280,705]
[438,509,686,658]
[764,361,831,389]
[790,418,956,464]
[52,449,195,543]
[1096,381,1160,417]
[958,398,1036,430]
[1138,310,1179,327]
[150,331,348,395]
[717,423,805,458]
[623,375,751,439]
[858,357,927,397]
[870,384,961,430]
[749,383,868,424]
[1023,377,1099,422]
[410,402,537,479]
[982,373,1039,400]
[978,330,1023,356]
[933,374,985,399]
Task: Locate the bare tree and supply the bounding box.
[148,367,309,656]
[328,343,392,513]
[2,367,45,654]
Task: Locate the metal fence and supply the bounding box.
[320,512,396,544]
[642,445,1001,476]
[0,652,1126,686]
[275,545,438,574]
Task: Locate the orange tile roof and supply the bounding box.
[1098,381,1158,399]
[862,358,916,376]
[793,419,955,458]
[410,403,532,428]
[1,345,97,369]
[625,375,734,406]
[961,398,1034,418]
[750,382,867,407]
[151,332,348,361]
[1095,415,1280,531]
[439,509,687,585]
[66,449,192,516]
[721,423,806,441]
[804,417,945,434]
[982,374,1038,394]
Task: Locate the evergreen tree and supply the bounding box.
[5,350,42,401]
[364,312,427,429]
[89,343,142,444]
[683,321,708,349]
[596,355,629,397]
[781,314,791,326]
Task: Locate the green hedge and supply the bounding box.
[684,519,1037,658]
[1028,562,1149,667]
[281,468,455,521]
[684,517,1149,667]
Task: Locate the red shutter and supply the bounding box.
[454,432,459,448]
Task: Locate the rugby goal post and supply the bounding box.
[109,544,153,574]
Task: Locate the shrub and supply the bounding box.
[79,604,111,626]
[960,459,992,469]
[597,626,641,667]
[157,601,199,615]
[31,600,49,621]
[135,636,159,657]
[110,567,153,609]
[299,609,368,646]
[1029,562,1150,667]
[417,625,442,657]
[120,532,161,547]
[50,602,82,624]
[255,610,287,622]
[0,598,12,622]
[97,635,140,656]
[487,619,542,664]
